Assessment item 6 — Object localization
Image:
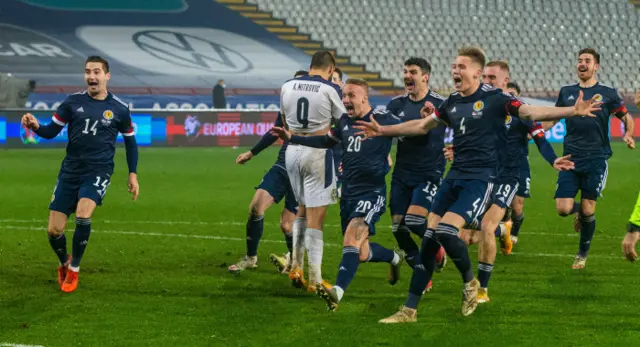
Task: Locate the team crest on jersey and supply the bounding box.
[102,110,114,126]
[472,101,484,118]
[593,94,603,102]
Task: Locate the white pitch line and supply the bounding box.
[0,225,624,260]
[0,343,45,347]
[0,219,613,239]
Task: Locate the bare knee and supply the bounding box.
[580,200,596,215]
[511,199,524,216]
[47,224,65,237]
[556,200,574,217]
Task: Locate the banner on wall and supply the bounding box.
[0,109,634,148]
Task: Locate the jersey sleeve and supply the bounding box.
[328,87,347,120]
[609,89,628,119]
[117,109,135,136]
[555,89,565,107]
[527,120,546,140]
[432,99,451,126]
[377,111,402,126]
[501,93,524,117]
[52,99,73,126]
[328,116,344,142]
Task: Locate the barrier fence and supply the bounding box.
[0,109,637,148]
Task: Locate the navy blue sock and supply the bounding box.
[478,262,493,288]
[246,215,264,257]
[405,228,440,309]
[405,214,426,238]
[70,218,91,269]
[570,202,581,215]
[48,233,68,265]
[578,214,596,257]
[494,225,502,237]
[367,242,395,263]
[335,246,360,291]
[392,222,420,268]
[511,212,524,237]
[435,223,474,283]
[284,232,293,254]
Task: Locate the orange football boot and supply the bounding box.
[61,269,79,293]
[57,255,71,287]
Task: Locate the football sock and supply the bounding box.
[578,214,596,257]
[367,242,395,263]
[405,228,439,309]
[334,246,360,295]
[405,214,426,238]
[246,215,264,257]
[494,224,503,237]
[306,228,324,283]
[283,232,293,254]
[570,202,581,215]
[48,233,68,265]
[435,223,474,283]
[392,221,420,268]
[291,218,306,268]
[70,217,91,271]
[478,262,494,288]
[511,212,524,237]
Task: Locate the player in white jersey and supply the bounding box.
[280,51,347,290]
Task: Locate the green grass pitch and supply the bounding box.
[1,143,639,347]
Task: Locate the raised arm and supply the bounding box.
[518,91,602,121]
[354,102,441,139]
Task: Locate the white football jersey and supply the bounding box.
[280,75,346,133]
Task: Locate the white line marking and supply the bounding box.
[0,225,623,260]
[0,219,609,239]
[0,343,45,347]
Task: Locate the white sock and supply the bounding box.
[306,228,324,283]
[69,265,79,272]
[334,286,344,301]
[391,252,401,266]
[291,218,306,269]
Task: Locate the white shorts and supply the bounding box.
[285,144,337,208]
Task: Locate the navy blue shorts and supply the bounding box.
[555,159,608,201]
[256,164,298,213]
[340,193,386,236]
[517,159,531,198]
[49,172,112,216]
[431,178,493,225]
[491,175,520,209]
[389,176,441,216]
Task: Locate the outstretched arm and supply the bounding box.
[518,91,602,121]
[24,113,64,139]
[354,102,441,139]
[532,134,557,167]
[270,126,339,149]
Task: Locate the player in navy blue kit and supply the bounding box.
[450,61,574,304]
[554,48,635,270]
[356,46,602,322]
[385,58,447,290]
[271,78,403,311]
[21,56,139,293]
[228,71,308,275]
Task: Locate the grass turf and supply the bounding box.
[0,143,639,347]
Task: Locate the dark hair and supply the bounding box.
[404,57,431,75]
[458,46,486,68]
[506,81,521,96]
[486,60,510,73]
[85,55,109,73]
[294,70,308,77]
[310,50,336,70]
[578,48,600,64]
[334,67,343,80]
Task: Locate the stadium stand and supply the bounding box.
[245,0,640,95]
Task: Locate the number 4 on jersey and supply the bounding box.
[83,119,98,136]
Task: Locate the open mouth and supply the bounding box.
[578,67,588,72]
[87,81,99,87]
[404,80,415,89]
[453,76,462,87]
[345,104,355,112]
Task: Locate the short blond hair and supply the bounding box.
[345,78,369,95]
[486,60,510,73]
[458,46,486,68]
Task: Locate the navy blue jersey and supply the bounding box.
[434,84,523,181]
[53,91,134,176]
[273,114,287,166]
[506,116,546,167]
[329,109,401,198]
[386,91,447,181]
[556,82,627,161]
